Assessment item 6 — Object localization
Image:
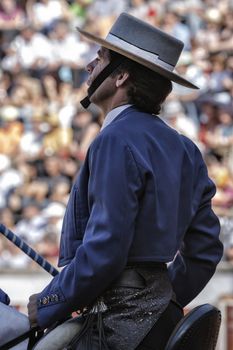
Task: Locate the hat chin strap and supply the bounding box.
[80,55,125,109]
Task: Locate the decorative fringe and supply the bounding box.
[65,299,109,350]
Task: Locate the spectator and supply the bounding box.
[161,10,191,50]
[209,54,232,93]
[87,0,126,17]
[72,109,100,160]
[162,100,199,143]
[0,155,23,209]
[34,231,59,266]
[15,203,47,244]
[0,0,25,41]
[41,202,66,234]
[2,24,53,77]
[50,20,86,65]
[49,178,71,204]
[68,0,93,27]
[26,0,71,34]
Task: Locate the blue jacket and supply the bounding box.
[0,289,10,305]
[37,106,223,328]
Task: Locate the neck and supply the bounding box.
[100,93,130,115]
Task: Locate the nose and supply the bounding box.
[86,58,97,73]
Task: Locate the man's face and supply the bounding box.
[85,47,117,107]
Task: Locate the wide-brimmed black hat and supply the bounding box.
[77,13,198,90]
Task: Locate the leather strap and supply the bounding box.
[111,263,166,289]
[80,55,126,108]
[0,327,42,350]
[111,269,146,289]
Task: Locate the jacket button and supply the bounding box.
[42,297,48,305]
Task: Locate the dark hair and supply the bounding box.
[109,51,173,115]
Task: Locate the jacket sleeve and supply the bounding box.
[168,152,223,307]
[0,288,10,305]
[36,133,142,329]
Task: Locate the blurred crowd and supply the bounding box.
[0,0,232,269]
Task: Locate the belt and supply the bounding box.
[111,262,166,289]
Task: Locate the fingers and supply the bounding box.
[27,294,39,328]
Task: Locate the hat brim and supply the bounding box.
[77,27,199,90]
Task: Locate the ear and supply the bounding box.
[115,72,130,87]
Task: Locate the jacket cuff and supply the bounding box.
[37,288,67,329]
[0,289,10,305]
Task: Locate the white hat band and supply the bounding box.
[106,33,175,72]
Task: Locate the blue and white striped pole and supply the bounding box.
[0,223,59,277]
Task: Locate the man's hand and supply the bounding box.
[27,294,39,328]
